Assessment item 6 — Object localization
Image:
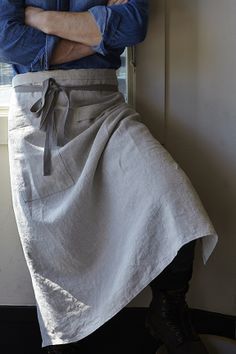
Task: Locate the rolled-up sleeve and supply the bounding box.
[88,0,149,56]
[0,1,59,71]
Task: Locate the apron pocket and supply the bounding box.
[18,128,75,203]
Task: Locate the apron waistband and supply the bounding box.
[15,77,119,176]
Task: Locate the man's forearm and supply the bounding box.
[31,10,102,46]
[25,1,128,49]
[46,11,101,45]
[50,39,95,65]
[24,0,129,55]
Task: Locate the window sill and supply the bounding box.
[0,108,8,145]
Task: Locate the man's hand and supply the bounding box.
[107,0,128,4]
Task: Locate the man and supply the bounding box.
[0,1,218,353]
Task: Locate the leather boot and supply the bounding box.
[45,343,78,354]
[145,286,209,354]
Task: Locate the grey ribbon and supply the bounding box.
[30,77,70,176]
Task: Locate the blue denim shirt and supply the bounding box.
[0,0,149,75]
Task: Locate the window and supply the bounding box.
[0,48,135,108]
[0,63,13,111]
[117,48,136,107]
[0,63,13,85]
[0,48,136,144]
[117,49,127,100]
[0,50,129,107]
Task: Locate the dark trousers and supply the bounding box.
[149,239,196,294]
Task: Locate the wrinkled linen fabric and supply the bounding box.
[8,68,218,348]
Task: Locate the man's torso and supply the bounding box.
[13,0,123,74]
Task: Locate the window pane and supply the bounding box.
[0,63,13,107]
[0,63,13,86]
[116,49,127,101]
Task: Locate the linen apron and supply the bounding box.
[8,68,218,348]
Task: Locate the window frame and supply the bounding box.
[126,46,136,109]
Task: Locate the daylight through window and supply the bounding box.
[0,50,128,110]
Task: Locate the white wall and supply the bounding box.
[165,0,236,316]
[0,0,236,318]
[131,0,236,317]
[0,145,35,304]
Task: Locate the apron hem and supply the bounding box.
[41,231,218,348]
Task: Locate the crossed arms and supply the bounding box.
[24,0,127,65]
[0,0,148,70]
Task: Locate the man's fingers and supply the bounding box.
[25,6,44,14]
[107,0,122,4]
[107,0,128,5]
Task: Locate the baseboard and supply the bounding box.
[0,306,235,354]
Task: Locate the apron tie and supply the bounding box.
[30,77,70,176]
[15,77,119,177]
